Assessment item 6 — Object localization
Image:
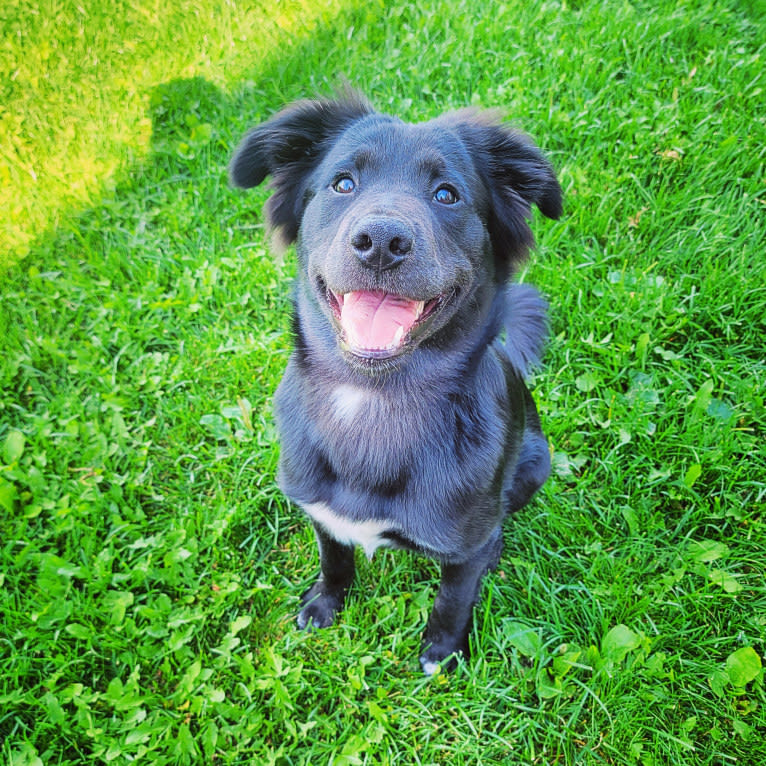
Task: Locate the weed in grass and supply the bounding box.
[2,0,765,764]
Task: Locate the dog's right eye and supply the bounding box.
[333,176,356,194]
[433,185,459,205]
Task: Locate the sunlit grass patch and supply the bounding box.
[0,0,351,266]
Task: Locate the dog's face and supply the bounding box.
[299,113,493,364]
[231,92,561,371]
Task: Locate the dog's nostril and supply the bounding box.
[352,232,373,252]
[390,236,412,256]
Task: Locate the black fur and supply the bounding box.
[230,91,561,673]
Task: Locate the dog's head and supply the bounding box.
[231,91,561,371]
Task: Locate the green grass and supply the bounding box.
[1,0,765,763]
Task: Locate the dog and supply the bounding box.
[230,90,562,673]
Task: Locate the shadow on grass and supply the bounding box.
[1,0,387,280]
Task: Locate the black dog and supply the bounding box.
[230,91,561,673]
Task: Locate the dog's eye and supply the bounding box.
[333,176,356,194]
[433,185,459,205]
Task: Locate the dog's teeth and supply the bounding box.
[391,325,405,347]
[415,301,425,318]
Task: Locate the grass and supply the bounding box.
[1,0,764,763]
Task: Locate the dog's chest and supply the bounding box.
[328,384,375,424]
[313,383,424,474]
[303,500,394,558]
[275,363,509,553]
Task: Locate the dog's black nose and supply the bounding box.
[351,218,413,272]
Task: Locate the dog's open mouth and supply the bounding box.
[325,288,446,358]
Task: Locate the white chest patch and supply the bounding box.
[330,384,370,422]
[303,501,395,559]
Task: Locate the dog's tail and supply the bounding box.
[500,284,548,377]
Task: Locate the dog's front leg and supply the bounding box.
[297,523,356,630]
[420,528,503,674]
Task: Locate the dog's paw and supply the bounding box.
[420,655,444,676]
[419,631,467,674]
[297,600,338,630]
[420,620,471,674]
[296,582,345,630]
[419,644,462,675]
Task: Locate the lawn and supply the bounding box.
[1,0,765,763]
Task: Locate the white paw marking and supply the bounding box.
[421,660,440,676]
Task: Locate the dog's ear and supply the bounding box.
[230,90,374,247]
[447,112,562,281]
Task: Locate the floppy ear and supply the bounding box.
[229,91,374,247]
[448,112,562,281]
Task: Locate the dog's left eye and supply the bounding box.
[433,185,459,205]
[333,176,356,194]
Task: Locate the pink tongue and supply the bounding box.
[340,290,421,351]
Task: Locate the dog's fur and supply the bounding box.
[230,91,562,673]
